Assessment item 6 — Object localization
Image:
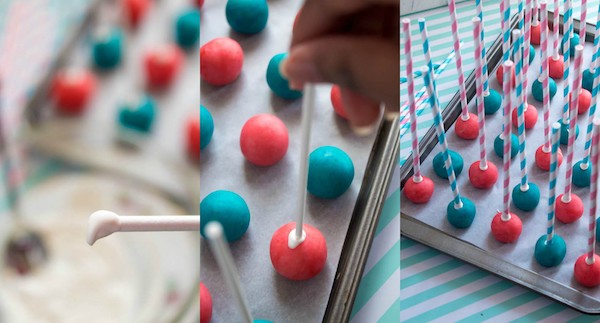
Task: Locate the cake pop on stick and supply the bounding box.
[561,0,580,58]
[270,84,327,281]
[535,122,567,267]
[469,17,499,190]
[511,29,538,130]
[549,0,565,79]
[402,19,434,202]
[582,2,600,93]
[575,11,600,187]
[511,31,541,211]
[492,60,523,243]
[532,1,558,103]
[205,222,273,323]
[531,0,541,45]
[448,0,478,140]
[420,19,465,178]
[574,119,600,287]
[475,0,502,115]
[576,0,593,115]
[559,0,580,144]
[496,0,517,86]
[536,1,564,171]
[86,210,199,245]
[556,45,586,224]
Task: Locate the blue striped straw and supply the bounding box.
[513,29,529,189]
[419,19,439,96]
[547,122,561,242]
[562,0,573,123]
[475,0,490,93]
[582,3,600,166]
[501,0,511,61]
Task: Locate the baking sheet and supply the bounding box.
[199,0,379,321]
[401,18,600,311]
[24,0,200,212]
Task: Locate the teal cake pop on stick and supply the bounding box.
[474,0,502,115]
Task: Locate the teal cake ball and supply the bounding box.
[118,95,156,133]
[583,69,595,93]
[512,182,540,212]
[200,190,250,242]
[560,34,580,58]
[92,27,123,69]
[483,89,502,115]
[266,53,302,99]
[432,150,463,179]
[532,77,557,102]
[226,0,269,34]
[528,45,535,64]
[493,133,519,159]
[447,197,476,229]
[559,119,580,145]
[534,235,567,267]
[200,105,214,149]
[175,9,200,48]
[573,160,592,187]
[307,146,354,199]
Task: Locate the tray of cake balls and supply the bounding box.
[199,0,399,322]
[22,0,201,210]
[402,5,600,314]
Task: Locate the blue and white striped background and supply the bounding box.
[401,0,600,321]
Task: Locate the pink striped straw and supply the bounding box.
[587,118,600,264]
[533,0,539,22]
[541,1,551,151]
[523,0,533,98]
[501,0,511,61]
[580,0,588,46]
[503,60,514,221]
[564,45,584,202]
[448,0,469,119]
[552,0,560,60]
[403,19,422,182]
[473,17,488,169]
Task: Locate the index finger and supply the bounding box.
[291,0,399,46]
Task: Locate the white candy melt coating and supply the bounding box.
[87,210,121,245]
[288,228,306,249]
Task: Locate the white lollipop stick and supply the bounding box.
[86,210,199,245]
[290,83,316,249]
[205,221,253,323]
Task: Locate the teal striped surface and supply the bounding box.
[401,0,600,321]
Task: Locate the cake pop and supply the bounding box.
[117,95,156,134]
[91,26,123,70]
[474,0,502,115]
[144,44,183,88]
[200,190,251,242]
[307,146,354,199]
[200,37,244,86]
[175,8,200,49]
[491,60,523,243]
[122,0,150,28]
[270,84,327,281]
[559,0,580,145]
[200,105,214,150]
[330,85,348,119]
[266,53,302,99]
[511,102,538,129]
[240,114,289,166]
[432,150,464,179]
[186,110,200,160]
[549,0,564,79]
[200,283,212,323]
[493,133,519,159]
[226,0,269,34]
[531,77,556,102]
[468,17,498,190]
[51,68,96,115]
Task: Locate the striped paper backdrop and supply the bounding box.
[401,0,600,321]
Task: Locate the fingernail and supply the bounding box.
[350,123,377,136]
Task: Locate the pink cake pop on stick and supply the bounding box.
[536,0,564,170]
[531,0,542,45]
[574,118,600,287]
[556,45,585,224]
[549,0,565,79]
[469,17,499,189]
[492,60,523,243]
[403,19,434,202]
[576,0,593,115]
[448,0,478,140]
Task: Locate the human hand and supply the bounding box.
[281,0,399,131]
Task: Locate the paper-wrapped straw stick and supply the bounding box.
[580,0,588,46]
[501,0,511,61]
[502,60,514,221]
[448,0,469,119]
[403,19,422,182]
[523,0,533,97]
[582,4,600,166]
[473,18,488,169]
[547,123,561,242]
[533,0,539,22]
[475,0,490,93]
[562,0,573,124]
[513,30,530,189]
[587,119,600,263]
[564,45,584,201]
[400,63,440,84]
[542,1,552,151]
[552,0,560,60]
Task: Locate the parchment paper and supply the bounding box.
[401,36,600,299]
[199,0,378,322]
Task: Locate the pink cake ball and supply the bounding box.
[491,212,522,243]
[468,161,498,189]
[200,282,212,323]
[574,254,600,287]
[270,222,327,281]
[511,104,538,129]
[577,89,592,115]
[454,113,479,140]
[535,145,564,171]
[496,64,516,87]
[240,114,289,166]
[403,176,434,203]
[200,37,244,86]
[530,23,541,45]
[549,56,564,79]
[144,44,183,88]
[330,85,348,119]
[555,193,584,223]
